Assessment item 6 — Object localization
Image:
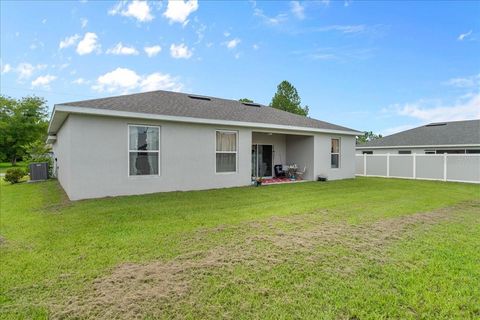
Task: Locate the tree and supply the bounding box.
[0,95,48,165]
[239,98,254,103]
[270,80,309,116]
[356,131,383,144]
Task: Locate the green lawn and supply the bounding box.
[1,178,479,319]
[0,161,27,174]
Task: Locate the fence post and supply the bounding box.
[413,153,416,179]
[363,153,367,176]
[443,153,447,181]
[387,153,390,177]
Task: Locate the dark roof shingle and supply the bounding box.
[57,90,358,133]
[357,120,480,147]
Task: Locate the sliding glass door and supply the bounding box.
[251,144,273,177]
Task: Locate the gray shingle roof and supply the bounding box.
[357,120,480,148]
[56,90,359,133]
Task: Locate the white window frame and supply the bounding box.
[331,138,341,169]
[215,130,238,174]
[128,124,161,177]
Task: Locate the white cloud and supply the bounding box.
[92,67,183,93]
[445,74,480,88]
[170,43,192,59]
[458,30,472,41]
[59,34,80,49]
[194,23,206,44]
[16,63,47,80]
[76,32,100,55]
[109,0,154,22]
[140,72,183,92]
[315,25,367,34]
[234,52,241,59]
[72,78,89,85]
[254,8,288,26]
[1,63,12,74]
[144,45,162,57]
[31,74,57,88]
[225,38,241,49]
[42,18,47,24]
[223,31,231,37]
[163,0,198,25]
[253,44,259,50]
[106,42,139,55]
[29,39,45,50]
[290,1,305,20]
[81,18,88,28]
[394,93,480,123]
[382,124,417,136]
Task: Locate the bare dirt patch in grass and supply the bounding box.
[53,202,476,319]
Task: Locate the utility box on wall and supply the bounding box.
[29,162,49,181]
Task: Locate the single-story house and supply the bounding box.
[47,90,361,200]
[356,120,480,155]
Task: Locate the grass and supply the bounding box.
[0,161,27,174]
[1,177,479,319]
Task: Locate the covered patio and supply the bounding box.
[251,131,315,183]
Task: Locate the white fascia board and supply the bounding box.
[45,135,57,144]
[356,144,480,149]
[49,105,363,136]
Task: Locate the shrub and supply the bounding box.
[4,168,26,184]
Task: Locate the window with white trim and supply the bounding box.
[128,125,160,176]
[216,130,237,173]
[331,138,340,168]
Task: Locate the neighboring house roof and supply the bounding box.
[356,120,480,149]
[48,90,361,135]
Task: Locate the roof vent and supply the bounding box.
[241,102,261,107]
[426,123,447,127]
[188,95,211,101]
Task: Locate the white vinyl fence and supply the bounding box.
[356,154,480,184]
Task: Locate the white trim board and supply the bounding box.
[48,105,362,137]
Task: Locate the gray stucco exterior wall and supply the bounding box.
[315,135,356,180]
[53,114,356,200]
[286,135,315,180]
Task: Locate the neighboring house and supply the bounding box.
[356,120,480,155]
[47,90,361,200]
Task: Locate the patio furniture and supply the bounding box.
[295,165,307,180]
[286,164,298,180]
[274,164,286,177]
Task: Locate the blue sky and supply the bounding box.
[1,0,479,135]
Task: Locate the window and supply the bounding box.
[398,150,411,154]
[331,138,340,168]
[362,151,373,155]
[436,150,465,154]
[128,125,160,176]
[216,130,237,173]
[467,149,480,154]
[425,150,435,154]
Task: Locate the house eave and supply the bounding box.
[48,105,363,136]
